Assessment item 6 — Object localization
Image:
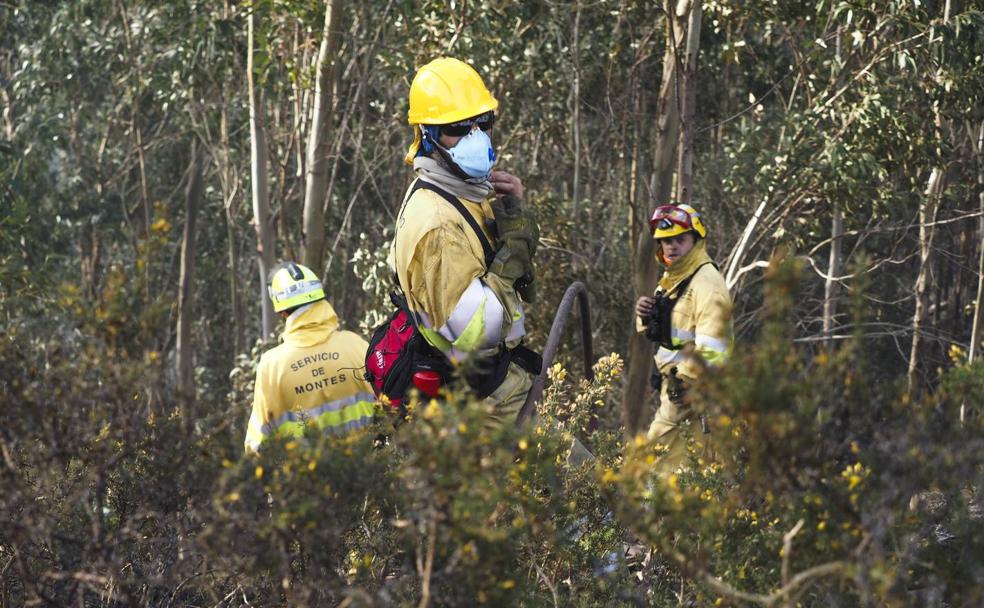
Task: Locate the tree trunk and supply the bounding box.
[79,223,101,302]
[219,108,244,358]
[822,203,843,347]
[176,141,204,396]
[627,78,644,259]
[571,1,582,242]
[969,121,984,365]
[301,0,344,274]
[907,0,950,397]
[907,167,944,397]
[675,0,701,205]
[622,0,687,437]
[248,10,276,340]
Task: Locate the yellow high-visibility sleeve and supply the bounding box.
[390,183,526,357]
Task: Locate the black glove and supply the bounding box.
[488,195,539,283]
[514,269,537,303]
[643,310,663,344]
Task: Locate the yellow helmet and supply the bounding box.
[268,262,325,313]
[649,204,707,239]
[405,57,498,164]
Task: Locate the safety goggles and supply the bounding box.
[648,205,695,232]
[439,111,495,137]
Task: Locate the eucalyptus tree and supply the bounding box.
[689,1,984,390]
[300,0,345,274]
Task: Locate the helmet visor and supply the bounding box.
[648,205,694,233]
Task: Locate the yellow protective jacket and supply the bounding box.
[639,240,734,437]
[389,177,527,362]
[244,300,377,453]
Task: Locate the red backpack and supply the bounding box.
[364,291,452,410]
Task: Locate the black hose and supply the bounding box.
[515,281,593,427]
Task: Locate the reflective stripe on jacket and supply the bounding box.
[245,300,377,453]
[389,178,526,362]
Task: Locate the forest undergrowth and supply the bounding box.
[3,260,983,607]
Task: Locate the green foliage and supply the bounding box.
[6,266,984,606]
[0,309,630,605]
[350,229,396,334]
[606,260,984,606]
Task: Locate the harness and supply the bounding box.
[645,261,716,351]
[400,180,541,397]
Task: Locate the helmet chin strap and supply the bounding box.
[422,127,487,184]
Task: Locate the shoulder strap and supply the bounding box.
[669,261,717,299]
[410,179,496,267]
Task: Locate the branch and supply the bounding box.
[532,560,560,608]
[624,502,850,607]
[417,513,438,608]
[781,519,805,606]
[805,210,984,257]
[697,558,847,607]
[804,251,918,283]
[812,29,931,116]
[726,259,771,291]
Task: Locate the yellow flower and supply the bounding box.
[150,217,171,233]
[518,439,528,450]
[948,343,965,364]
[255,465,264,480]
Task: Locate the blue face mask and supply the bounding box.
[444,128,496,182]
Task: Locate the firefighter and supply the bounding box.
[244,262,377,453]
[388,56,542,427]
[635,204,734,476]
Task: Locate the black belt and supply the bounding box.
[463,344,543,399]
